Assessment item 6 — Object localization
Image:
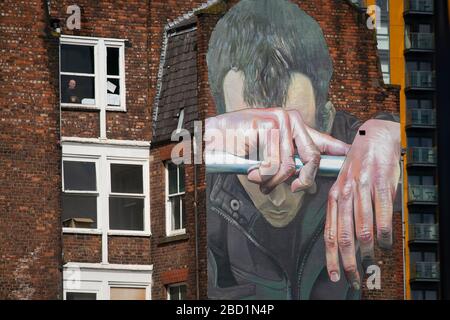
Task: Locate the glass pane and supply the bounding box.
[180,285,187,299]
[111,164,143,194]
[407,99,418,109]
[410,252,422,263]
[409,176,421,185]
[422,176,434,186]
[61,75,95,105]
[422,214,436,224]
[424,252,436,262]
[420,99,433,109]
[168,163,178,195]
[63,161,96,191]
[409,213,422,224]
[179,165,185,193]
[425,290,437,300]
[411,290,423,300]
[109,197,144,231]
[107,78,121,106]
[107,47,120,76]
[170,196,181,230]
[62,194,97,228]
[61,44,94,74]
[169,286,179,300]
[110,287,146,300]
[181,197,186,229]
[66,292,96,300]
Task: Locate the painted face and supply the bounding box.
[223,69,317,228]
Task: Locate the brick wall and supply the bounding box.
[0,0,62,299]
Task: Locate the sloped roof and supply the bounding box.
[152,25,198,144]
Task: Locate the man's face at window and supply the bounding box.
[68,79,76,89]
[222,69,318,227]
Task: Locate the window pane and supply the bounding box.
[107,78,121,106]
[66,292,97,300]
[62,194,97,228]
[424,252,436,262]
[110,287,146,300]
[107,47,120,76]
[170,196,181,230]
[61,44,94,74]
[422,214,436,224]
[63,161,96,191]
[179,165,185,193]
[109,197,144,231]
[425,290,437,300]
[168,163,178,195]
[180,285,187,299]
[61,75,95,105]
[111,164,143,194]
[169,287,180,300]
[420,99,433,109]
[411,290,423,300]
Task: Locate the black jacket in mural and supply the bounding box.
[207,111,401,300]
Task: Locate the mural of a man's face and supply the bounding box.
[223,70,318,227]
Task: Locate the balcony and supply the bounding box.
[406,109,436,128]
[405,33,435,52]
[407,147,437,167]
[408,185,438,205]
[404,0,434,15]
[410,262,440,281]
[409,224,439,243]
[406,71,435,90]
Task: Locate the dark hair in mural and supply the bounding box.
[207,0,333,127]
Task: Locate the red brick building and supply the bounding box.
[0,0,403,300]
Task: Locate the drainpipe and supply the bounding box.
[193,129,200,300]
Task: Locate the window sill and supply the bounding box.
[63,228,102,235]
[107,230,151,237]
[61,104,100,111]
[106,106,127,112]
[158,233,190,245]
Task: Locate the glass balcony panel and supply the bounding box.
[408,185,438,203]
[407,147,437,165]
[406,71,436,88]
[411,262,440,280]
[406,109,436,127]
[409,223,439,241]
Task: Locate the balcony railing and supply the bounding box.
[407,147,437,165]
[405,33,435,50]
[405,0,434,13]
[406,109,436,127]
[409,224,439,242]
[411,262,440,280]
[408,185,438,203]
[406,71,436,89]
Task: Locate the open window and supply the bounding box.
[60,36,126,111]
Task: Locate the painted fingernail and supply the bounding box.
[352,281,361,291]
[330,272,340,282]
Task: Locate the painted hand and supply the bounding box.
[205,108,350,194]
[324,119,401,290]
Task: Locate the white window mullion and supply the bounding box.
[97,39,107,139]
[100,152,109,264]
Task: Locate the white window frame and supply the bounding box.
[165,162,186,237]
[62,156,102,233]
[63,263,152,300]
[62,142,150,239]
[59,35,126,112]
[167,283,187,300]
